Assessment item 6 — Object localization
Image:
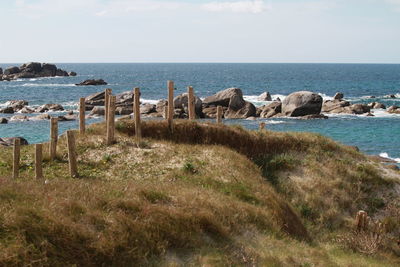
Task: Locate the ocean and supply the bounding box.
[1,63,399,163]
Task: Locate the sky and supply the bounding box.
[0,0,400,63]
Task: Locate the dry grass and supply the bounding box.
[0,119,399,265]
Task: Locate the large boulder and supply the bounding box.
[76,79,108,86]
[20,62,42,73]
[282,91,323,117]
[116,91,134,107]
[348,104,371,114]
[0,137,29,146]
[174,93,203,118]
[225,101,256,119]
[30,114,51,121]
[140,104,156,114]
[41,63,58,76]
[260,101,282,118]
[203,88,256,119]
[203,88,245,109]
[85,91,105,107]
[0,68,3,75]
[4,66,20,75]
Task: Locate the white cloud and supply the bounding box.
[202,0,269,14]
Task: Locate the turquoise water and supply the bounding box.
[0,63,399,162]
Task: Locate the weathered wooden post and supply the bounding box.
[259,122,266,130]
[164,105,168,120]
[216,106,223,124]
[35,144,43,179]
[188,86,195,120]
[66,131,78,178]
[167,81,174,132]
[12,138,20,179]
[49,117,58,160]
[106,95,116,145]
[105,88,112,123]
[134,87,142,147]
[79,97,86,135]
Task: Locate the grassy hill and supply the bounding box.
[0,119,399,266]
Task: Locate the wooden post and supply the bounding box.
[12,138,20,179]
[167,81,174,132]
[259,122,266,130]
[216,106,223,124]
[49,117,58,160]
[188,86,195,120]
[35,144,43,179]
[164,105,168,120]
[66,131,78,178]
[104,88,112,123]
[134,87,142,147]
[79,97,86,135]
[106,95,116,145]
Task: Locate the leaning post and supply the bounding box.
[106,95,116,145]
[79,97,86,135]
[188,86,195,120]
[35,144,43,179]
[66,131,78,178]
[49,117,58,160]
[12,138,20,179]
[134,87,142,147]
[216,106,223,124]
[167,81,174,132]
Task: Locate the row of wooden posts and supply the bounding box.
[10,81,267,179]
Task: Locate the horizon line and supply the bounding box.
[1,62,400,65]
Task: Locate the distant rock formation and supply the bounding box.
[0,62,75,81]
[282,91,323,117]
[76,79,107,86]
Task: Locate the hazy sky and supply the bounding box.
[1,0,400,63]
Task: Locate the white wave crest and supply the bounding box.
[379,153,400,163]
[141,98,160,105]
[21,83,76,87]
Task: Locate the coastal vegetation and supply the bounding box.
[0,119,399,266]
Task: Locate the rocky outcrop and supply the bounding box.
[36,104,64,113]
[140,104,156,114]
[385,94,396,99]
[0,107,15,114]
[299,114,328,120]
[0,137,29,146]
[368,102,386,109]
[388,106,400,114]
[85,90,133,109]
[76,79,107,86]
[0,118,8,124]
[259,102,282,118]
[333,92,344,100]
[258,92,272,101]
[174,93,203,118]
[203,88,256,119]
[10,115,29,122]
[322,99,350,113]
[0,62,74,81]
[282,91,323,117]
[203,88,245,109]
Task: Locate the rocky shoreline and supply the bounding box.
[1,87,399,146]
[1,88,399,123]
[0,62,76,81]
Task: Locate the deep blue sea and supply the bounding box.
[1,63,399,163]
